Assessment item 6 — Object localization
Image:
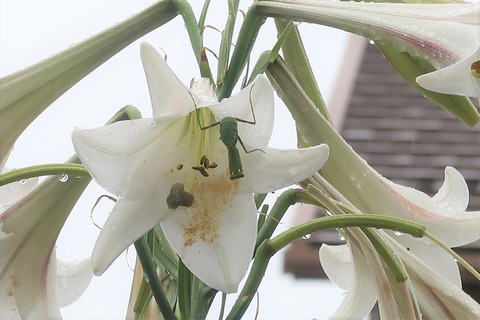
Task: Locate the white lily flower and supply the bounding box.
[318,167,480,318]
[72,42,329,293]
[316,166,480,319]
[0,168,92,319]
[320,228,480,319]
[255,0,480,99]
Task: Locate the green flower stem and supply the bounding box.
[197,0,210,31]
[255,188,300,250]
[172,0,213,81]
[274,19,331,127]
[217,0,240,85]
[246,21,293,84]
[218,8,265,99]
[362,228,408,282]
[178,260,192,320]
[0,164,90,187]
[255,188,320,250]
[271,215,425,252]
[134,236,177,320]
[308,184,408,282]
[227,215,425,319]
[152,226,179,280]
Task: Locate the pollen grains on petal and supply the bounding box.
[160,167,256,292]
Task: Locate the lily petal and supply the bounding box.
[210,75,275,150]
[55,258,93,307]
[432,166,469,211]
[140,42,194,119]
[243,144,329,193]
[417,47,480,98]
[91,197,164,276]
[320,244,377,319]
[72,118,176,200]
[383,167,480,247]
[390,233,461,287]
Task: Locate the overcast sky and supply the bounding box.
[1,1,351,318]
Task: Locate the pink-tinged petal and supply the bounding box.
[140,42,194,119]
[209,75,275,150]
[243,144,329,193]
[161,191,257,293]
[0,268,21,318]
[432,166,469,211]
[383,168,480,247]
[319,244,377,319]
[91,197,166,276]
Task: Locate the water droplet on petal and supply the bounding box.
[394,230,404,236]
[18,179,28,185]
[302,234,311,240]
[58,174,69,182]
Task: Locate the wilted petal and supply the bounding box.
[243,144,329,193]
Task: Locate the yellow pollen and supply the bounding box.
[183,173,239,247]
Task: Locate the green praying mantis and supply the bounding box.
[190,85,263,180]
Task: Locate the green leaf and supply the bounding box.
[0,0,177,163]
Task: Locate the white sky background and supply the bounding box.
[1,0,351,318]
